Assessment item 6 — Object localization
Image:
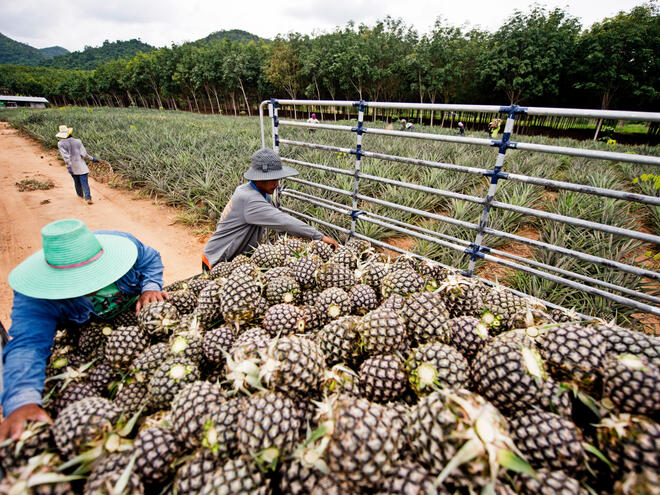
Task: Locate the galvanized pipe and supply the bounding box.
[283,190,660,306]
[285,179,660,281]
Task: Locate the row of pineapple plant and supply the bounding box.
[1,235,658,494]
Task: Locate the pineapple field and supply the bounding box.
[1,235,658,494]
[3,106,659,325]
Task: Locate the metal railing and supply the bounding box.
[259,99,660,318]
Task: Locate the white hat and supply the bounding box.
[56,125,73,139]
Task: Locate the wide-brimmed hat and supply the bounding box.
[9,219,138,300]
[55,125,73,139]
[243,148,299,181]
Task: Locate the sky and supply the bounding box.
[1,0,652,52]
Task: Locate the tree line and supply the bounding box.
[0,4,657,115]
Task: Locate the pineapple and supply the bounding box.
[0,453,77,495]
[263,266,293,284]
[104,325,149,369]
[344,238,372,256]
[436,273,485,318]
[251,243,287,268]
[322,364,362,397]
[88,362,119,395]
[230,327,271,361]
[407,342,470,394]
[112,309,139,328]
[480,285,532,331]
[316,263,356,291]
[300,304,326,333]
[203,325,237,365]
[448,315,491,361]
[290,256,323,289]
[147,357,200,410]
[317,395,404,489]
[260,335,326,395]
[317,315,362,365]
[138,300,181,338]
[170,381,226,450]
[113,380,149,416]
[357,261,389,292]
[200,397,244,462]
[315,287,352,322]
[510,408,585,472]
[132,342,169,383]
[265,276,301,305]
[537,323,606,389]
[0,421,53,473]
[168,289,199,315]
[380,460,445,495]
[174,448,228,495]
[400,292,451,345]
[380,268,425,298]
[83,451,144,494]
[263,303,306,336]
[219,272,262,325]
[328,246,358,269]
[77,322,111,360]
[134,425,182,483]
[279,460,325,495]
[597,414,660,477]
[187,276,212,296]
[359,354,407,403]
[199,456,269,495]
[52,397,122,458]
[309,239,334,261]
[197,280,223,325]
[516,469,587,495]
[597,323,660,366]
[236,391,303,465]
[603,354,660,415]
[407,389,522,489]
[348,284,378,315]
[168,326,205,365]
[357,307,409,356]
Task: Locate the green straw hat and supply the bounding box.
[9,219,138,300]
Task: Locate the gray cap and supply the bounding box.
[244,148,299,181]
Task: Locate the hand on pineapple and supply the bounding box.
[321,236,339,249]
[136,290,170,313]
[0,403,52,441]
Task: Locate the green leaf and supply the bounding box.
[496,449,536,476]
[583,443,613,470]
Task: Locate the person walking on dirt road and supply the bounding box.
[0,218,169,442]
[202,148,338,270]
[56,125,100,205]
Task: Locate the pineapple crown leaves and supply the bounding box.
[291,424,331,475]
[435,392,533,487]
[253,447,281,473]
[323,364,358,392]
[222,348,264,395]
[44,359,97,387]
[6,453,85,493]
[108,450,140,495]
[0,421,50,454]
[201,419,222,454]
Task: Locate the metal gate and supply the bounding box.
[259,99,660,321]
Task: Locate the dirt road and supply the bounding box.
[0,122,205,326]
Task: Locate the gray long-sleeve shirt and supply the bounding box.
[57,137,92,175]
[203,182,323,266]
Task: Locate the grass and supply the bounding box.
[4,106,659,324]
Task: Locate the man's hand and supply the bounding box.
[0,404,52,442]
[136,290,170,313]
[92,157,99,163]
[321,236,339,249]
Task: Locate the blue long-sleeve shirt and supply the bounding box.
[1,231,164,417]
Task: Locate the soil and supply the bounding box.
[0,122,205,327]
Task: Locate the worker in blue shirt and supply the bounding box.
[0,219,168,441]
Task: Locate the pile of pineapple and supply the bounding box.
[2,236,659,495]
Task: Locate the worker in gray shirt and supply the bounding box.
[56,125,99,205]
[203,148,338,270]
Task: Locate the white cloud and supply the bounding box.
[0,0,651,51]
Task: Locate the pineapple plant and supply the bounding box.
[322,364,362,397]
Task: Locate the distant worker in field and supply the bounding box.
[488,118,502,138]
[306,113,319,132]
[400,119,415,131]
[0,218,168,441]
[457,121,465,135]
[202,148,338,270]
[56,125,100,205]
